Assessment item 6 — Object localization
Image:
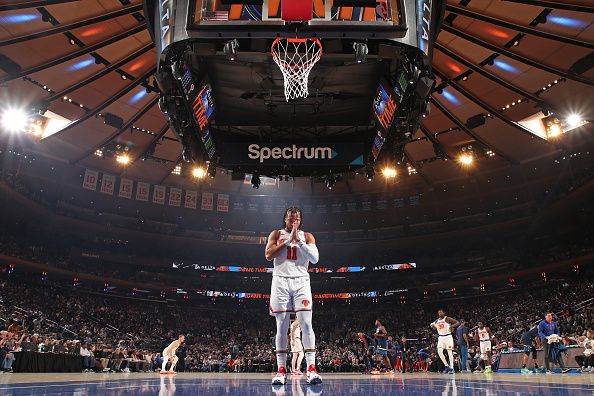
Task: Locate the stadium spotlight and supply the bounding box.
[382,167,397,178]
[365,166,375,181]
[207,162,216,179]
[1,107,29,133]
[567,114,582,128]
[325,174,337,190]
[192,167,206,179]
[457,153,473,166]
[224,39,239,61]
[353,42,368,64]
[251,173,261,189]
[116,154,130,165]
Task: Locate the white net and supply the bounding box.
[271,38,322,101]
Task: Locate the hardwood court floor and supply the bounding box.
[0,371,593,395]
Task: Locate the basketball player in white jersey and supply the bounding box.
[290,318,304,375]
[430,309,459,374]
[266,207,321,386]
[160,335,185,374]
[475,321,494,373]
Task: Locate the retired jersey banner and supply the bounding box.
[82,169,98,191]
[99,173,115,195]
[185,190,198,209]
[217,193,229,212]
[153,185,166,205]
[119,178,133,199]
[136,182,150,202]
[169,188,182,207]
[201,192,213,211]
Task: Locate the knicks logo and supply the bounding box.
[302,300,310,307]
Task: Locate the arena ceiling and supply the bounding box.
[0,0,593,194]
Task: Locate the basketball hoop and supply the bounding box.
[271,37,322,101]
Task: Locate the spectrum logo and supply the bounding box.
[247,144,337,163]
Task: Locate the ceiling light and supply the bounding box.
[458,153,474,166]
[382,167,397,178]
[1,107,29,133]
[192,167,206,179]
[547,124,562,138]
[567,114,582,128]
[116,154,130,165]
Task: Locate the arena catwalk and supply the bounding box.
[1,373,593,395]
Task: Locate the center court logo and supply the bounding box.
[247,144,337,163]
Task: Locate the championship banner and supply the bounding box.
[82,169,98,191]
[331,201,342,213]
[393,197,404,208]
[362,196,372,211]
[217,193,229,212]
[184,190,198,209]
[232,196,244,211]
[169,187,182,207]
[377,195,388,210]
[119,178,133,199]
[136,182,150,202]
[316,202,327,214]
[153,185,166,205]
[100,173,115,195]
[263,198,273,214]
[346,200,357,212]
[409,195,420,206]
[201,192,213,211]
[247,197,258,213]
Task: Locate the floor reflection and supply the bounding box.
[1,374,593,396]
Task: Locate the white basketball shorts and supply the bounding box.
[269,276,312,315]
[437,334,454,350]
[480,340,492,354]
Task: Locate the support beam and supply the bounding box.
[45,67,155,140]
[434,43,545,105]
[44,43,154,104]
[125,123,170,167]
[441,24,594,87]
[433,68,552,144]
[429,97,517,164]
[446,4,594,50]
[0,4,143,47]
[502,0,594,13]
[418,124,454,160]
[0,24,146,84]
[0,0,78,11]
[73,96,159,164]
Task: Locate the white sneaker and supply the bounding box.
[306,364,322,385]
[272,367,287,385]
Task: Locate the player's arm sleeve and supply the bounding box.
[297,240,319,264]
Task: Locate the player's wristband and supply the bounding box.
[283,239,291,246]
[297,240,305,247]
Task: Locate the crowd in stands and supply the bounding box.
[1,272,592,374]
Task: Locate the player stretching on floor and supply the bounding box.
[160,335,184,374]
[475,321,495,373]
[430,309,459,374]
[290,318,304,375]
[266,207,322,386]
